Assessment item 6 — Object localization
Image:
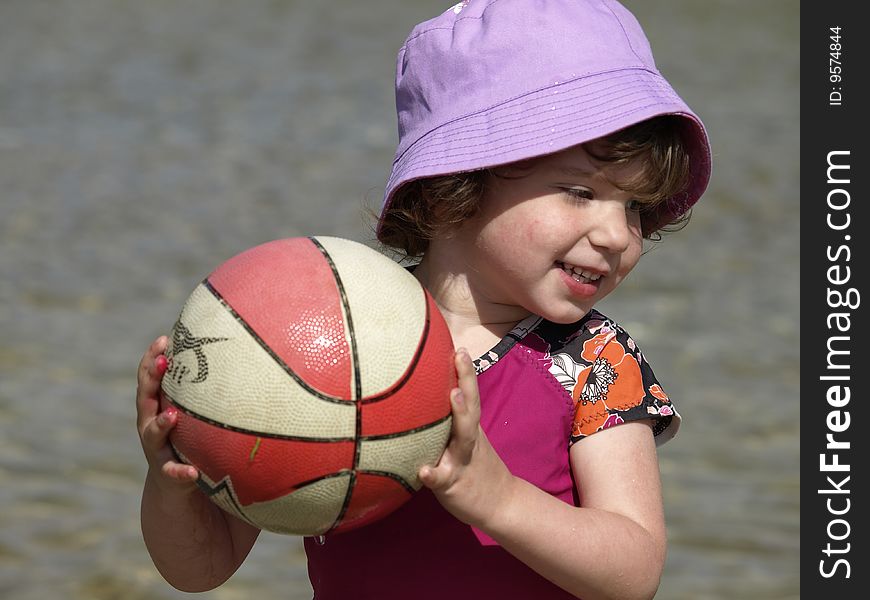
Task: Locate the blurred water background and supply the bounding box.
[0,1,799,598]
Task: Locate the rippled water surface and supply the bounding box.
[0,1,798,598]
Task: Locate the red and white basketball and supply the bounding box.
[159,236,455,536]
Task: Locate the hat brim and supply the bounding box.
[380,67,711,235]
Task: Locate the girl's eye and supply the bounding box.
[563,187,594,202]
[626,199,643,212]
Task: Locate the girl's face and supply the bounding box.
[456,143,645,324]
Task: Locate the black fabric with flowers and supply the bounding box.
[472,309,680,446]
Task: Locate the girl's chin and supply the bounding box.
[536,300,594,324]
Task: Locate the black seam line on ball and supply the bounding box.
[197,480,256,526]
[359,287,431,405]
[170,447,259,527]
[358,413,452,441]
[307,237,363,404]
[202,278,354,405]
[292,469,355,493]
[308,236,362,534]
[355,470,417,495]
[326,469,356,535]
[296,470,415,502]
[163,390,356,443]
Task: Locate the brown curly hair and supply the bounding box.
[378,115,691,258]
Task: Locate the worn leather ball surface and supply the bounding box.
[160,236,455,535]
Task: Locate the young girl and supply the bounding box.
[136,1,711,598]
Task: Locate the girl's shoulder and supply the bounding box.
[542,311,680,445]
[472,309,625,374]
[475,309,680,445]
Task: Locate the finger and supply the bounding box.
[140,406,178,455]
[137,336,169,397]
[446,350,480,456]
[140,410,199,484]
[136,337,169,429]
[140,407,199,483]
[454,349,480,417]
[447,388,478,460]
[161,460,199,483]
[137,336,168,388]
[418,462,450,491]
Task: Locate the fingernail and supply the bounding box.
[155,355,168,374]
[158,408,177,426]
[453,389,465,406]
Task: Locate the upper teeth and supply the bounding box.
[559,262,602,282]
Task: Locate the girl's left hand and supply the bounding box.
[418,349,515,529]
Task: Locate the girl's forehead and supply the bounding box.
[547,145,599,174]
[544,144,635,176]
[509,143,597,173]
[543,145,647,190]
[497,142,643,185]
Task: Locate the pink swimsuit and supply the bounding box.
[304,311,679,599]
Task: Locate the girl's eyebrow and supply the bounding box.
[554,164,599,179]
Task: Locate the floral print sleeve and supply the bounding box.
[544,311,680,446]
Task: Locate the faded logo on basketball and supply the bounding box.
[165,320,229,385]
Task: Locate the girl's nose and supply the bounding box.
[588,203,633,253]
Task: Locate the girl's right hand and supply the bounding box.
[136,335,199,491]
[138,337,261,591]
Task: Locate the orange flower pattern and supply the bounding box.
[472,310,679,445]
[560,315,674,442]
[527,312,676,444]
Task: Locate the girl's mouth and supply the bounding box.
[556,261,603,284]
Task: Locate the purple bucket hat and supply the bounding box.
[379,0,712,234]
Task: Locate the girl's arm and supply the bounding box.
[420,350,666,600]
[137,336,261,592]
[493,424,665,600]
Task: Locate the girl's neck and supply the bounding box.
[413,251,532,358]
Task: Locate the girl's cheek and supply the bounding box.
[618,249,643,278]
[520,220,541,244]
